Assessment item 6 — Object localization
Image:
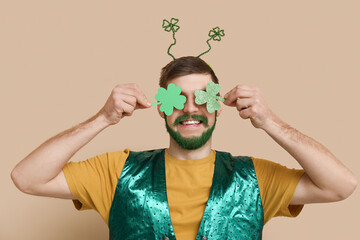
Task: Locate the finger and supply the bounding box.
[234,84,255,91]
[224,88,254,106]
[224,85,256,105]
[224,84,254,95]
[119,94,137,108]
[134,93,152,109]
[128,86,152,109]
[238,107,252,119]
[116,85,151,109]
[236,98,254,111]
[121,102,135,117]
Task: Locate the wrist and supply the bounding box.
[261,115,289,135]
[92,112,113,130]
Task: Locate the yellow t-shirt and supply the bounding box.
[62,149,304,239]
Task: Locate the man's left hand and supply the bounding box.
[223,84,279,129]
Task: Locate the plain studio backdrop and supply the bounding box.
[1,1,359,239]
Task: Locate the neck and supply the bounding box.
[167,137,212,160]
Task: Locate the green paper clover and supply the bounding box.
[162,18,180,33]
[195,82,225,113]
[152,83,187,116]
[208,27,225,41]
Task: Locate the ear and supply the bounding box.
[216,100,224,117]
[157,105,165,118]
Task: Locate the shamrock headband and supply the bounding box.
[153,18,226,116]
[162,17,225,60]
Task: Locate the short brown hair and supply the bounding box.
[159,56,219,87]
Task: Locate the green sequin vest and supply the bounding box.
[108,149,264,239]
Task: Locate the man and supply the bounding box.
[11,56,357,239]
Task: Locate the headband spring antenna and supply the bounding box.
[162,18,180,60]
[162,18,225,60]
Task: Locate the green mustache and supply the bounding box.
[173,114,209,127]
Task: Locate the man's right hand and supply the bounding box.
[97,83,152,125]
[11,83,152,199]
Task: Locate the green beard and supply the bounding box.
[164,113,217,150]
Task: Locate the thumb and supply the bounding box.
[135,94,152,109]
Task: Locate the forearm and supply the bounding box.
[11,113,110,191]
[262,117,357,198]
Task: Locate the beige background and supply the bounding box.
[1,0,359,239]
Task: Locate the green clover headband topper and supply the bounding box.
[162,17,225,60]
[152,82,225,116]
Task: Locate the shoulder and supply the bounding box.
[214,151,257,177]
[251,157,278,173]
[126,148,165,161]
[250,156,304,177]
[214,150,251,161]
[128,148,165,156]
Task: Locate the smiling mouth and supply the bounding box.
[179,119,202,126]
[173,114,209,127]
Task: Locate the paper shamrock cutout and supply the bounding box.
[195,82,225,113]
[152,83,187,115]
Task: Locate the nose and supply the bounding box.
[183,97,199,114]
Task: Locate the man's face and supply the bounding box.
[158,73,222,149]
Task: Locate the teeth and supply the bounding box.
[181,120,200,125]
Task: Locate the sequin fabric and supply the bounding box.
[108,149,264,240]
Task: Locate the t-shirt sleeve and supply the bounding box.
[251,157,305,225]
[62,148,130,224]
